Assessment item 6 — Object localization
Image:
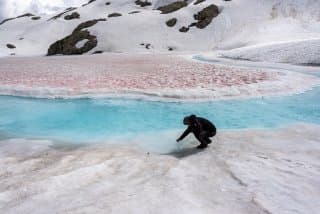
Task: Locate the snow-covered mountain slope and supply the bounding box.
[0,0,319,63]
[220,38,320,65]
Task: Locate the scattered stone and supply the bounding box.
[31,16,41,20]
[82,0,96,7]
[135,0,152,7]
[194,0,206,5]
[48,7,77,20]
[108,13,122,18]
[140,43,152,49]
[92,50,103,54]
[47,19,106,56]
[6,44,16,49]
[166,18,177,27]
[179,26,189,32]
[168,47,175,51]
[129,11,141,14]
[157,1,188,14]
[19,38,24,40]
[105,2,111,5]
[10,53,15,56]
[64,12,80,20]
[193,4,219,29]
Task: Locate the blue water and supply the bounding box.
[0,87,319,143]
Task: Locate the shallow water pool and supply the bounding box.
[0,87,319,145]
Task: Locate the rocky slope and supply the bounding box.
[0,0,319,62]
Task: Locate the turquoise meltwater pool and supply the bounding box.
[0,87,319,143]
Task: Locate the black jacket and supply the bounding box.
[178,117,216,141]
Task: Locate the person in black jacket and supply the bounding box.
[176,114,216,149]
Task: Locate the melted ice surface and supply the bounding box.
[1,87,319,146]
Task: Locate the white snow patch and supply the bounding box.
[0,123,319,213]
[220,39,320,65]
[75,39,89,49]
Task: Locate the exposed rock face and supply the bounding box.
[194,0,206,5]
[135,0,152,7]
[0,13,35,25]
[17,13,35,18]
[166,18,177,27]
[108,13,122,18]
[92,50,103,54]
[6,44,16,49]
[47,19,106,56]
[193,4,219,29]
[179,26,189,32]
[73,19,106,32]
[31,16,41,20]
[82,0,96,7]
[64,12,80,20]
[129,11,141,14]
[157,1,188,14]
[48,8,76,21]
[0,18,15,25]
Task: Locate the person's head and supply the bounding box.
[183,114,196,125]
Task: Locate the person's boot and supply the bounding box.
[207,138,212,144]
[197,143,207,149]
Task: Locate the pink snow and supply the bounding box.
[0,54,275,91]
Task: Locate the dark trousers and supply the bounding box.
[197,130,216,145]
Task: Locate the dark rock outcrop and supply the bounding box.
[92,50,103,54]
[82,0,96,7]
[135,0,152,7]
[129,11,141,14]
[47,19,106,56]
[193,4,219,29]
[64,12,80,20]
[48,8,76,21]
[31,16,41,20]
[194,0,206,5]
[0,13,35,25]
[157,1,188,14]
[0,18,15,26]
[17,13,35,18]
[6,44,16,49]
[188,22,197,27]
[179,26,189,32]
[166,18,177,27]
[73,18,106,32]
[108,13,122,17]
